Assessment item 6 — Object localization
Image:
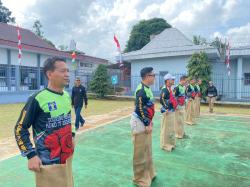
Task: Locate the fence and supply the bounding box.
[0,67,249,101]
[0,64,46,92]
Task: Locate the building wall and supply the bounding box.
[130,56,190,91]
[11,50,37,67]
[0,47,7,64]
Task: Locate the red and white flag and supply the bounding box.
[17,26,22,65]
[71,51,76,63]
[225,41,231,76]
[114,34,123,68]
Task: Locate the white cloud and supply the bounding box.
[226,23,250,46]
[2,0,250,60]
[2,0,37,25]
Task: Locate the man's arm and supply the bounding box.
[82,86,88,106]
[71,87,75,106]
[136,90,150,126]
[174,86,179,97]
[14,96,42,172]
[160,89,168,109]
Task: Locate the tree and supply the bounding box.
[0,0,15,23]
[32,19,55,48]
[211,37,227,60]
[58,45,68,51]
[124,18,171,52]
[187,52,212,98]
[89,64,112,98]
[33,20,43,37]
[193,35,207,45]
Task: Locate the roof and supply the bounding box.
[230,45,250,57]
[123,28,218,61]
[0,23,108,64]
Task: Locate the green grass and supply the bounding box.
[0,100,249,140]
[0,99,133,140]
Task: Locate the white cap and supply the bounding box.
[164,73,175,80]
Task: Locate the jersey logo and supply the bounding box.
[48,101,57,111]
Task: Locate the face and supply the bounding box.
[170,79,175,85]
[47,61,69,88]
[180,78,186,85]
[75,79,81,86]
[198,80,202,85]
[209,82,213,86]
[190,79,195,85]
[145,71,155,85]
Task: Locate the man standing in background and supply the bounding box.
[160,73,177,151]
[206,81,218,113]
[71,77,88,131]
[185,78,196,125]
[174,75,187,139]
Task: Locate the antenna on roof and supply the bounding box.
[69,39,76,51]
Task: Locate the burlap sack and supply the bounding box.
[175,107,185,138]
[130,115,156,187]
[194,96,201,117]
[36,156,73,187]
[185,99,195,125]
[160,112,175,151]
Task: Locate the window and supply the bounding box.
[80,62,93,68]
[244,73,250,85]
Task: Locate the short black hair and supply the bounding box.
[43,57,66,79]
[140,67,153,79]
[180,75,187,81]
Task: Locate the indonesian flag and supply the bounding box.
[17,26,22,65]
[225,41,231,76]
[71,51,76,63]
[114,34,124,68]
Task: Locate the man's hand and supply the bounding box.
[28,156,42,172]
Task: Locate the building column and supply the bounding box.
[236,57,243,99]
[15,66,20,91]
[6,49,11,91]
[37,54,41,89]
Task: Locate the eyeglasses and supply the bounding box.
[147,74,156,77]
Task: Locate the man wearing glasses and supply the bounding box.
[71,77,88,131]
[130,67,156,187]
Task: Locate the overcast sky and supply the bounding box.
[2,0,250,61]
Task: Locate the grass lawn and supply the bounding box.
[0,99,249,140]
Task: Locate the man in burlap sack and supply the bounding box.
[194,79,202,117]
[160,73,178,152]
[174,75,188,139]
[206,81,218,113]
[185,78,196,125]
[14,57,75,187]
[130,67,156,187]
